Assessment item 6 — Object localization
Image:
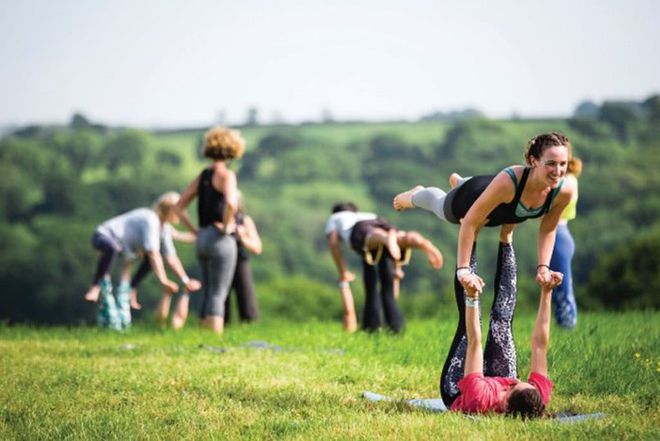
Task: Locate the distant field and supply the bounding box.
[1,312,658,440]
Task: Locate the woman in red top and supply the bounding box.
[447,241,560,417]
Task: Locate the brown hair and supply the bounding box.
[568,157,583,177]
[524,132,571,165]
[507,387,545,419]
[202,126,245,160]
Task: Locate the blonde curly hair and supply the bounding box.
[202,126,245,160]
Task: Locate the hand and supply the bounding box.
[339,271,356,283]
[162,279,179,294]
[536,266,563,289]
[394,267,405,280]
[458,272,485,297]
[184,278,202,292]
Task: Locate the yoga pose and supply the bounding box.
[550,157,582,328]
[123,221,202,328]
[325,202,443,333]
[175,126,244,335]
[224,191,263,325]
[83,192,199,329]
[393,132,576,404]
[393,132,575,293]
[443,236,561,417]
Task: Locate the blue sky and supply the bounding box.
[1,0,658,126]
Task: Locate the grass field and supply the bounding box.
[1,312,658,440]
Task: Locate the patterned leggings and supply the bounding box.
[440,241,518,406]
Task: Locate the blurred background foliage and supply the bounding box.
[1,96,659,325]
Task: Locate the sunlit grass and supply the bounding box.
[1,312,658,440]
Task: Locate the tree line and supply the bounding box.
[1,96,658,324]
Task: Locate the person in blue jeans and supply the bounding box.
[549,157,582,328]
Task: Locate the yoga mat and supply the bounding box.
[362,391,605,422]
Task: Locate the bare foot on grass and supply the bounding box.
[393,185,423,211]
[84,285,101,302]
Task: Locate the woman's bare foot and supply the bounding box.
[393,185,423,211]
[387,229,401,261]
[84,285,101,302]
[449,173,462,189]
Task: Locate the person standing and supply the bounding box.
[550,157,582,328]
[175,126,244,335]
[224,191,263,325]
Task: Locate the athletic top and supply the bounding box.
[560,191,578,222]
[451,167,564,227]
[197,168,226,228]
[450,372,553,414]
[324,211,378,244]
[97,208,175,260]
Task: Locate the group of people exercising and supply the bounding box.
[84,127,581,418]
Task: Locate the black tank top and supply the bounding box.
[451,167,560,226]
[197,168,226,227]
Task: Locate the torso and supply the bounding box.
[197,167,226,227]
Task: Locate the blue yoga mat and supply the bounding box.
[362,391,605,423]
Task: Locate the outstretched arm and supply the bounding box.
[464,289,483,376]
[530,281,559,376]
[327,231,354,283]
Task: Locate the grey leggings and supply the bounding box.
[197,226,237,318]
[440,241,518,406]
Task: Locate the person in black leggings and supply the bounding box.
[393,133,573,412]
[224,193,262,324]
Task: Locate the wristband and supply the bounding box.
[465,297,480,308]
[338,281,349,289]
[456,267,472,278]
[180,275,190,284]
[536,264,550,272]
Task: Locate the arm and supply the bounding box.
[237,215,263,255]
[327,231,355,283]
[536,182,575,288]
[530,284,555,376]
[457,171,514,293]
[147,251,178,294]
[175,175,201,234]
[221,171,238,233]
[170,227,197,244]
[165,255,201,292]
[464,291,483,376]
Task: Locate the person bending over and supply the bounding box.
[325,202,443,333]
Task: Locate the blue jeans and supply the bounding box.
[550,224,577,328]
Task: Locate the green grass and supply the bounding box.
[1,312,658,440]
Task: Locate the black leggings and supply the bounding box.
[361,255,404,333]
[91,231,123,285]
[225,258,260,324]
[440,242,518,406]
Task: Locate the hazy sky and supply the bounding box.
[1,0,658,126]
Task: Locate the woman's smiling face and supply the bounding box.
[534,145,568,187]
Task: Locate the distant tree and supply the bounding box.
[641,94,660,124]
[587,226,660,310]
[70,112,91,129]
[573,100,599,119]
[246,107,259,126]
[598,101,641,141]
